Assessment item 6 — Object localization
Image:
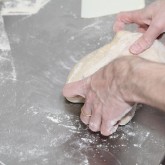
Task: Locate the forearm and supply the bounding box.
[122,57,165,111]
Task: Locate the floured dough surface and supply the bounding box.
[65,31,165,125]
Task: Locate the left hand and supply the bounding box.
[113,0,165,54]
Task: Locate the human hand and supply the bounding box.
[63,56,144,136]
[113,0,165,54]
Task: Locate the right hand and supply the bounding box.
[113,0,165,54]
[63,56,143,136]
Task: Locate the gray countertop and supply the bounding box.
[0,0,164,164]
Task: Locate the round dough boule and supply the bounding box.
[65,31,165,125]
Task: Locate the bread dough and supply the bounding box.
[65,31,165,125]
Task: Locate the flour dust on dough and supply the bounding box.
[65,31,165,126]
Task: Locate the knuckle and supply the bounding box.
[102,115,111,123]
[115,12,125,21]
[93,102,101,113]
[86,91,94,103]
[140,36,153,48]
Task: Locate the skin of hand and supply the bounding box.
[63,56,165,136]
[113,0,165,54]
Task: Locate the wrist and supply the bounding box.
[118,56,165,110]
[114,56,151,103]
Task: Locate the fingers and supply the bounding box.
[101,120,118,136]
[80,105,91,125]
[113,10,146,32]
[83,101,119,136]
[113,5,165,54]
[80,91,94,125]
[130,21,163,54]
[88,103,102,132]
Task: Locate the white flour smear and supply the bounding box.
[24,106,163,164]
[0,15,16,84]
[0,0,51,83]
[0,16,10,51]
[0,106,164,164]
[1,0,50,15]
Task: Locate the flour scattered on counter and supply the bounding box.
[0,15,16,83]
[0,160,6,165]
[0,51,17,84]
[46,113,79,131]
[44,111,151,152]
[47,116,59,123]
[1,0,51,16]
[70,55,79,63]
[2,105,164,164]
[0,16,10,51]
[82,19,103,31]
[59,60,71,70]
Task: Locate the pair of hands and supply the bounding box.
[63,0,165,136]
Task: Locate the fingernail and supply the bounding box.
[89,122,99,132]
[101,126,113,136]
[80,116,89,125]
[130,44,141,54]
[110,126,118,134]
[111,120,116,126]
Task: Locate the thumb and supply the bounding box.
[113,10,144,32]
[130,23,162,54]
[63,78,89,100]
